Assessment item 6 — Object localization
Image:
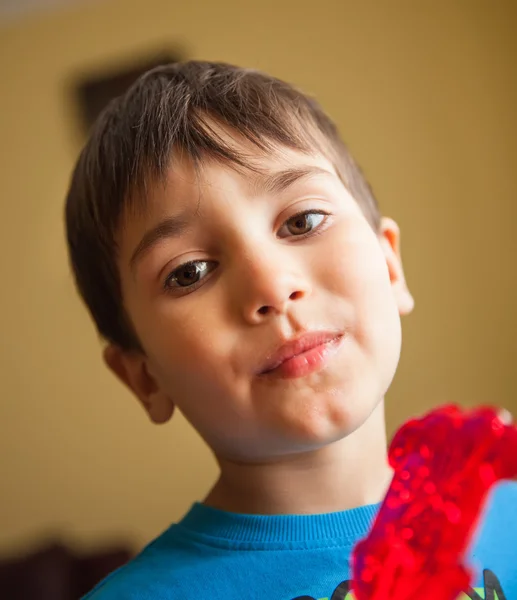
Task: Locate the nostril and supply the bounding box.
[258,306,269,315]
[289,291,303,300]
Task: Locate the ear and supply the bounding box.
[378,217,415,316]
[102,344,175,424]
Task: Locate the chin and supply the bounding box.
[273,387,383,449]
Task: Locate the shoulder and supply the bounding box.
[469,480,517,558]
[482,479,517,525]
[82,525,193,599]
[82,553,170,599]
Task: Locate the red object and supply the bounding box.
[352,405,517,600]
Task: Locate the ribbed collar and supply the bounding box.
[177,502,380,545]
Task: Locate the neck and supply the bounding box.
[204,402,392,515]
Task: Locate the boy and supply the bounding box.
[65,61,516,599]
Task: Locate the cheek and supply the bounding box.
[318,225,390,301]
[151,310,219,372]
[319,227,401,356]
[138,297,239,398]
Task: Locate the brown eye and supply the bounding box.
[279,210,327,238]
[165,261,216,290]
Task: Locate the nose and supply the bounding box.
[236,248,311,325]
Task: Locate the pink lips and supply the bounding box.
[259,332,344,379]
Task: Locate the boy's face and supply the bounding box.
[107,142,414,462]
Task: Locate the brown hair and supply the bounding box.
[65,61,380,352]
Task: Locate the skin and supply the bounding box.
[104,140,417,515]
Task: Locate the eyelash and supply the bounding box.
[163,209,331,295]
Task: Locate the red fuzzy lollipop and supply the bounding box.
[352,405,517,600]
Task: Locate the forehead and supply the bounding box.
[123,112,341,226]
[115,147,344,280]
[124,144,340,229]
[115,112,352,275]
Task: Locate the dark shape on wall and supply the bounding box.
[74,50,181,131]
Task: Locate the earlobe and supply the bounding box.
[379,217,415,316]
[102,344,175,424]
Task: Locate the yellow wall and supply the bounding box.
[1,0,516,553]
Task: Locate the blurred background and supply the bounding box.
[0,0,516,596]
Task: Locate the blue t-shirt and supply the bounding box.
[84,481,516,599]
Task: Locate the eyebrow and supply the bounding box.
[129,165,333,273]
[250,165,333,196]
[129,216,191,274]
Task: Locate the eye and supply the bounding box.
[278,210,328,238]
[164,260,217,292]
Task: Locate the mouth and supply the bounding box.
[258,331,345,380]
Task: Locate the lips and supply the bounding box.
[259,331,344,376]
